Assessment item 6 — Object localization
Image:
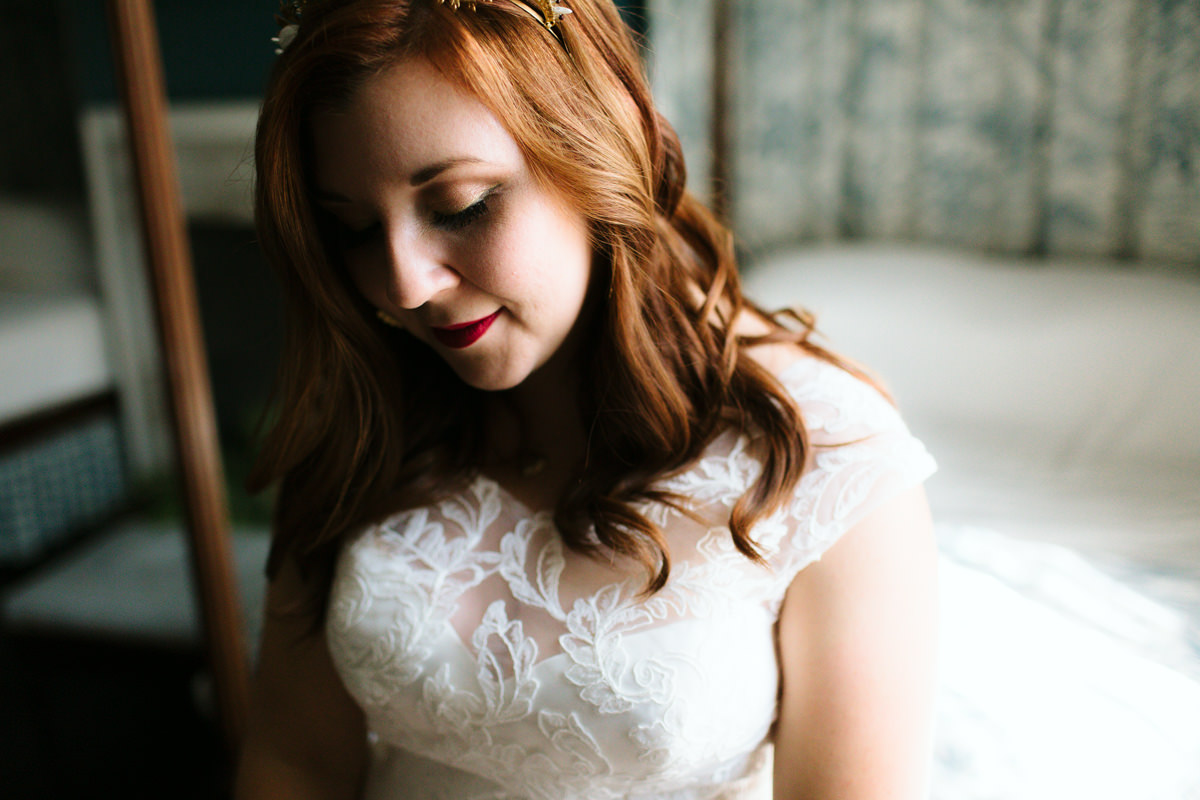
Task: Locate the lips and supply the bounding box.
[431,310,502,349]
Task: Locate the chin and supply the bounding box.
[448,362,530,393]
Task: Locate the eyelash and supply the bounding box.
[335,191,494,249]
[432,193,492,232]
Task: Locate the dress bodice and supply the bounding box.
[326,357,936,799]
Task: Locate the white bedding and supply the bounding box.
[0,290,112,426]
[935,529,1200,800]
[745,243,1200,799]
[0,194,113,426]
[744,244,1200,579]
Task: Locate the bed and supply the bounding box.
[645,0,1200,792]
[0,101,268,655]
[0,194,127,571]
[744,244,1200,799]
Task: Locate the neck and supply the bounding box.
[502,352,585,454]
[482,276,601,505]
[482,346,588,510]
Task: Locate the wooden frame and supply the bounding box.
[105,0,249,752]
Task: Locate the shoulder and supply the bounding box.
[740,344,937,587]
[752,341,925,458]
[735,311,907,446]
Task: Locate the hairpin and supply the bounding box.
[439,0,573,32]
[273,0,305,54]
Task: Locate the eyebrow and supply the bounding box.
[410,157,487,186]
[314,156,490,205]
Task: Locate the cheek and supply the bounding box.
[555,231,594,306]
[522,216,592,301]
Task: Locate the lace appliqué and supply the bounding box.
[327,357,936,799]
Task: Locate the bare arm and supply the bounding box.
[234,556,368,800]
[773,486,938,800]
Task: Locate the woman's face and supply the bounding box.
[310,57,594,392]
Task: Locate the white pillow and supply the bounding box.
[744,243,1200,470]
[0,193,96,294]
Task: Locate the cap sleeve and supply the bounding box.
[759,358,937,599]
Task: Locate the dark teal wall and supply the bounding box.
[0,0,643,193]
[65,0,645,103]
[1,1,84,192]
[63,1,279,102]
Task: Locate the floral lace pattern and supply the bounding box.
[327,357,936,800]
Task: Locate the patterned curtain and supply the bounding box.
[648,0,1200,268]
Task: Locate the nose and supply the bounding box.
[381,227,459,310]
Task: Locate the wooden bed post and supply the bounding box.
[105,0,250,753]
[710,0,733,224]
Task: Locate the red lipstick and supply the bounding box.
[431,310,501,349]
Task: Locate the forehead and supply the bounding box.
[309,57,523,188]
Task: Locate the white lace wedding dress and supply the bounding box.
[325,357,936,800]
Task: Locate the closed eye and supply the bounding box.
[431,190,494,232]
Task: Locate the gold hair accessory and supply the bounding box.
[377,310,404,328]
[274,1,571,55]
[438,0,573,32]
[273,0,305,54]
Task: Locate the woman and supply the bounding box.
[235,1,939,798]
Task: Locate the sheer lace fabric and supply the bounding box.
[327,357,936,799]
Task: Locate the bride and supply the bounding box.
[235,1,938,798]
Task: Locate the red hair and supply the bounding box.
[251,0,837,611]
